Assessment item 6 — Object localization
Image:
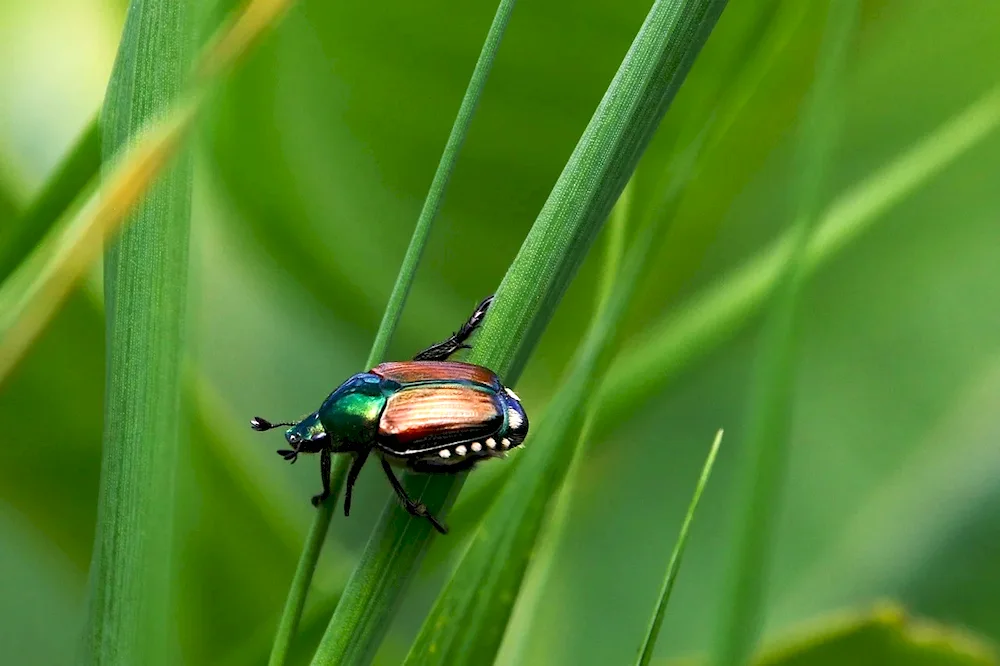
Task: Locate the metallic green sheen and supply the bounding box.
[317,373,389,449]
[286,412,327,444]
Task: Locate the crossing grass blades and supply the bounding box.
[251,295,529,533]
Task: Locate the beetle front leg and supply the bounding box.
[379,458,448,534]
[311,448,332,507]
[343,448,370,517]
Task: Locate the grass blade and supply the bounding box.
[76,1,294,663]
[0,119,101,283]
[0,0,293,386]
[311,1,729,662]
[492,179,636,666]
[0,106,196,386]
[80,2,196,664]
[753,605,997,666]
[366,0,518,367]
[596,82,1000,441]
[708,3,859,665]
[400,130,708,666]
[266,3,518,664]
[636,429,723,666]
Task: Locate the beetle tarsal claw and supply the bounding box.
[277,449,299,463]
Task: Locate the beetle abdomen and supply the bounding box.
[378,385,503,454]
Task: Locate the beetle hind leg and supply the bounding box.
[413,294,494,361]
[379,458,449,534]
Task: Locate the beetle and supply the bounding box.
[250,295,527,534]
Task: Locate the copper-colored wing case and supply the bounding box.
[376,385,504,454]
[371,361,499,388]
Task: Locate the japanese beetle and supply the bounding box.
[251,295,527,534]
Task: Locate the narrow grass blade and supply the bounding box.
[0,105,196,385]
[311,2,729,663]
[266,4,517,664]
[636,429,723,666]
[708,3,858,665]
[493,180,636,666]
[0,119,101,283]
[400,135,711,666]
[366,0,518,366]
[596,82,1000,441]
[267,463,346,666]
[80,2,197,665]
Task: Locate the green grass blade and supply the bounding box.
[597,81,1000,438]
[708,3,858,665]
[0,120,101,283]
[311,2,729,663]
[0,0,292,386]
[79,1,196,664]
[266,463,349,666]
[400,137,703,666]
[491,179,635,666]
[752,605,998,666]
[367,0,518,365]
[0,0,292,300]
[75,1,293,663]
[0,106,197,387]
[636,429,723,666]
[266,3,517,664]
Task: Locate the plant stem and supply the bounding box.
[266,3,518,664]
[636,429,723,666]
[80,0,195,663]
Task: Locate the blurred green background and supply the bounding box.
[2,0,1000,664]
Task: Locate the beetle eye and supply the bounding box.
[288,433,301,445]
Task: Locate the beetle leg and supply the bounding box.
[311,448,332,507]
[412,294,494,361]
[379,458,449,534]
[343,448,371,517]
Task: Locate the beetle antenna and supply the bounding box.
[250,416,296,432]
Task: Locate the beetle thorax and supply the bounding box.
[317,373,388,450]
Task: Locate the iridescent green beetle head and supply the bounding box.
[249,411,328,463]
[282,412,328,460]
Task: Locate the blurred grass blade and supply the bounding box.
[752,605,997,666]
[0,120,101,283]
[493,179,635,666]
[400,137,710,666]
[80,1,196,664]
[597,82,1000,438]
[198,0,290,81]
[0,106,196,386]
[0,0,293,386]
[708,3,858,665]
[596,177,632,312]
[266,4,517,665]
[773,353,1000,623]
[636,429,723,666]
[311,2,729,663]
